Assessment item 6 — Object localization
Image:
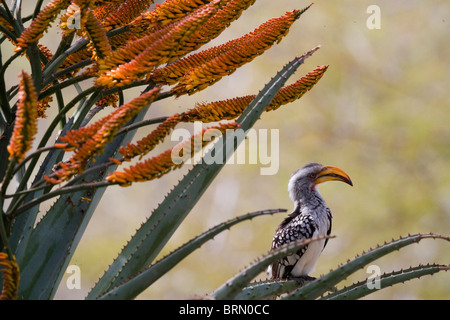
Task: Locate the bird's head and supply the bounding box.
[288,163,353,203]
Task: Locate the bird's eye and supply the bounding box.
[308,173,317,179]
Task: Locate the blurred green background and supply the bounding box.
[5,0,448,299]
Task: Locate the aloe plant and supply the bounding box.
[0,1,448,300]
[0,0,327,299]
[202,233,448,300]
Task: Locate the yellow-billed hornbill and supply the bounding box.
[267,163,352,284]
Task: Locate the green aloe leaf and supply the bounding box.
[10,144,66,259]
[322,263,449,300]
[88,48,320,299]
[234,278,299,300]
[9,87,103,259]
[98,209,286,300]
[282,233,450,300]
[16,104,151,300]
[211,235,334,300]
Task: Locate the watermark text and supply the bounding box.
[171,122,279,175]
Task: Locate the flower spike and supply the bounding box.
[101,0,154,31]
[96,1,220,87]
[84,9,113,60]
[267,65,329,111]
[149,0,257,58]
[178,65,329,119]
[0,253,20,300]
[130,0,212,32]
[47,87,160,183]
[58,113,115,151]
[119,64,327,160]
[0,15,14,33]
[107,121,240,186]
[159,9,307,95]
[15,0,71,52]
[93,2,123,23]
[7,71,38,162]
[119,113,184,160]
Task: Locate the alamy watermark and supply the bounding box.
[170,121,280,176]
[366,264,381,290]
[366,5,381,30]
[64,4,81,30]
[66,265,81,290]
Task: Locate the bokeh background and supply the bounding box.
[3,0,448,299]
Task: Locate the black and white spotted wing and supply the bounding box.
[269,214,318,279]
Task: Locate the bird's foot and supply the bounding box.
[287,275,316,286]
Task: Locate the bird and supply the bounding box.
[267,163,352,284]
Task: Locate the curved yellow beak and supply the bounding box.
[314,166,353,186]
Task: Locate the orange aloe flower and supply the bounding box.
[0,15,14,33]
[96,2,219,87]
[119,113,183,160]
[107,121,239,186]
[59,48,92,73]
[84,9,112,61]
[70,0,247,78]
[119,64,327,160]
[131,0,256,58]
[184,65,329,118]
[94,0,126,4]
[57,112,114,151]
[15,0,71,52]
[91,0,155,52]
[37,44,53,65]
[96,92,120,108]
[36,44,54,114]
[7,71,38,162]
[36,93,54,118]
[47,87,160,183]
[267,65,329,111]
[93,2,123,23]
[0,253,20,300]
[170,9,307,96]
[176,0,257,57]
[130,0,213,32]
[101,0,154,31]
[117,0,212,54]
